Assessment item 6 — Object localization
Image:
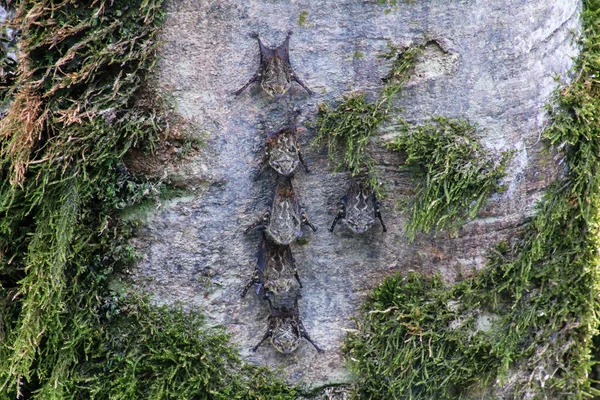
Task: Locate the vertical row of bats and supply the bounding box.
[236,31,386,354]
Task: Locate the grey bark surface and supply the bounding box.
[129,0,581,388]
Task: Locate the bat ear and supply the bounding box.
[281,31,293,47]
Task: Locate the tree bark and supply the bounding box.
[129,0,581,388]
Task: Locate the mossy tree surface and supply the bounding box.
[389,117,511,240]
[316,41,510,236]
[314,43,421,194]
[346,0,600,398]
[0,1,296,399]
[0,0,589,399]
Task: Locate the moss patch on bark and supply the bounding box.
[345,1,600,398]
[388,117,511,240]
[314,43,421,195]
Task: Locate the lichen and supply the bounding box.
[388,117,511,240]
[346,1,600,398]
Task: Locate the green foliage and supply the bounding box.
[314,43,421,191]
[0,1,168,395]
[389,117,511,240]
[346,0,600,398]
[0,1,298,399]
[379,42,421,99]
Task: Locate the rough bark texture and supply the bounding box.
[128,0,580,388]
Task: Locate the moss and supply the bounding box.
[353,51,364,59]
[0,2,168,395]
[346,273,497,399]
[315,93,386,177]
[314,44,422,194]
[298,11,309,27]
[295,237,309,246]
[388,117,511,240]
[65,295,297,399]
[2,0,596,398]
[0,1,298,398]
[346,0,600,398]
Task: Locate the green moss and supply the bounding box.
[295,237,309,246]
[378,43,422,93]
[353,51,364,59]
[346,273,497,399]
[346,0,600,398]
[388,117,511,240]
[0,2,168,394]
[315,93,386,176]
[298,11,309,27]
[375,0,400,7]
[65,295,297,399]
[314,44,421,194]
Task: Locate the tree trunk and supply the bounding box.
[128,0,581,388]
